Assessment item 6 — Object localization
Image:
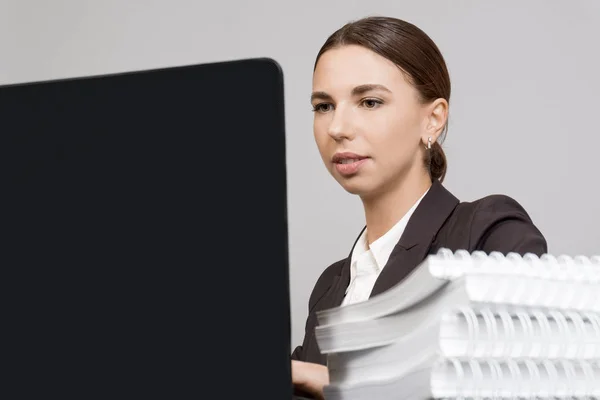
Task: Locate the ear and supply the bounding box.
[422,98,448,145]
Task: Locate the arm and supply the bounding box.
[291,360,328,400]
[290,260,345,361]
[290,261,345,398]
[469,195,547,256]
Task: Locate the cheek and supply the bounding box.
[369,117,407,146]
[369,114,420,162]
[313,119,331,158]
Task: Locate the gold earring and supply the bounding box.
[427,137,432,150]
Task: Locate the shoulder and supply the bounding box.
[307,258,346,312]
[455,193,534,222]
[443,193,547,256]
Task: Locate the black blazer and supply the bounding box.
[291,180,547,365]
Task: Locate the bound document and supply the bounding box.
[315,248,600,399]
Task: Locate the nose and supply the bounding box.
[327,104,355,142]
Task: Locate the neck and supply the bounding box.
[361,170,432,246]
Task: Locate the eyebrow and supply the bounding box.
[310,84,392,103]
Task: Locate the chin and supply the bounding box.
[336,177,377,197]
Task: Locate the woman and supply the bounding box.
[291,16,547,399]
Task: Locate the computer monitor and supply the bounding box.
[1,58,291,397]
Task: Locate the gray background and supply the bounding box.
[1,0,598,350]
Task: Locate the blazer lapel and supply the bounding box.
[318,225,365,310]
[369,181,460,297]
[318,259,350,310]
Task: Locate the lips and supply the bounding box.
[332,152,368,164]
[332,152,369,176]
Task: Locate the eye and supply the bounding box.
[361,98,383,109]
[312,103,334,113]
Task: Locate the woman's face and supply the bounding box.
[311,44,437,198]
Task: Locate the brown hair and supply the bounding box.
[314,16,450,182]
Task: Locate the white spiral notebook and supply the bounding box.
[323,356,600,400]
[316,248,600,399]
[317,249,600,327]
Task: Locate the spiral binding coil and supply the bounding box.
[427,248,600,313]
[428,248,600,282]
[440,307,600,359]
[431,357,600,398]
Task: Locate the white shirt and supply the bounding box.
[341,189,429,306]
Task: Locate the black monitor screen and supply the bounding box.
[1,58,291,397]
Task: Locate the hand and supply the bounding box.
[291,360,329,399]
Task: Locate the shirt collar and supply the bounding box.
[349,187,430,279]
